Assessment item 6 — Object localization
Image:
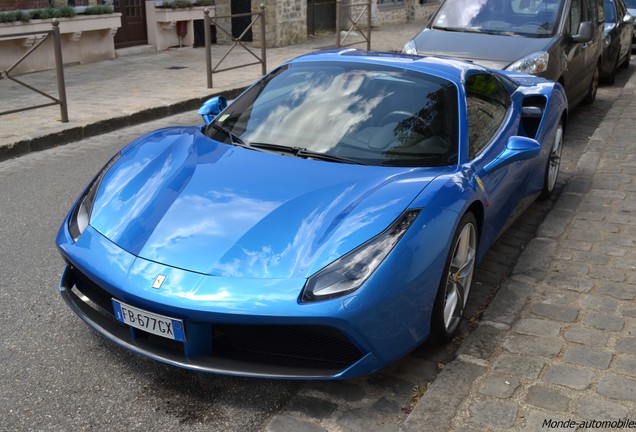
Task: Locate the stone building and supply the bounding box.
[214,0,440,48]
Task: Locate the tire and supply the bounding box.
[602,54,618,85]
[430,212,478,342]
[583,62,600,104]
[539,120,564,200]
[621,51,631,69]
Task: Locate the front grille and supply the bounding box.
[213,324,364,367]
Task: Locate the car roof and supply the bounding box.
[288,49,490,83]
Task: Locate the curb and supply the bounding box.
[0,86,248,163]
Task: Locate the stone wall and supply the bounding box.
[212,0,232,44]
[376,0,439,25]
[213,0,439,48]
[252,0,307,48]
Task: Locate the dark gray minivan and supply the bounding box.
[404,0,605,108]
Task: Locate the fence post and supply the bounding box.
[204,9,213,88]
[52,19,68,123]
[260,4,266,76]
[366,0,371,50]
[336,0,341,47]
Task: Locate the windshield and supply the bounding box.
[432,0,564,37]
[206,61,459,167]
[624,0,636,7]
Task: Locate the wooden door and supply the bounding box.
[114,0,148,49]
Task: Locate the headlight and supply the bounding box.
[68,153,121,242]
[301,209,421,302]
[403,40,418,55]
[506,51,549,75]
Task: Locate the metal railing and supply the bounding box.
[0,19,68,122]
[204,5,267,89]
[336,0,372,50]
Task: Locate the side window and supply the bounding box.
[605,0,617,22]
[587,0,600,21]
[596,0,605,21]
[465,74,511,160]
[569,0,583,33]
[616,0,626,19]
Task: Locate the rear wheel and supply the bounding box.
[540,120,564,200]
[621,51,631,69]
[583,63,599,104]
[430,212,477,341]
[602,53,618,85]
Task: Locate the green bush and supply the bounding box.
[0,11,17,23]
[29,8,53,19]
[84,5,114,15]
[158,0,194,9]
[0,4,113,23]
[57,5,76,18]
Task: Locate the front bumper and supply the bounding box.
[59,264,382,379]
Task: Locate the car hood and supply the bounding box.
[89,127,442,279]
[413,29,554,69]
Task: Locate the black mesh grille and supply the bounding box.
[213,324,364,366]
[71,266,118,320]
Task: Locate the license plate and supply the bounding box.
[112,299,185,342]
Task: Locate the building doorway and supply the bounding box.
[307,0,336,34]
[114,0,148,48]
[231,0,252,41]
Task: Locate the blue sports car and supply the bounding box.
[56,50,567,379]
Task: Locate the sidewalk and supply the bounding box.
[402,72,636,431]
[0,21,422,161]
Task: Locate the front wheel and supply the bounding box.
[430,212,478,342]
[539,120,564,200]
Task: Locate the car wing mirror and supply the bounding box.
[624,14,635,24]
[570,21,594,43]
[198,96,228,125]
[482,136,541,174]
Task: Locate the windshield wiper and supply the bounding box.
[433,25,478,33]
[249,142,299,155]
[433,26,517,36]
[249,142,364,165]
[296,149,364,165]
[209,123,246,146]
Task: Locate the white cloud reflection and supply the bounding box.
[244,72,385,152]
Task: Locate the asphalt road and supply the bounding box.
[0,70,629,431]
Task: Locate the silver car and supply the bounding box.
[404,0,604,108]
[623,0,636,48]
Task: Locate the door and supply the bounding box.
[307,0,336,34]
[114,0,148,49]
[231,0,252,42]
[465,73,534,239]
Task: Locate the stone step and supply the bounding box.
[116,44,157,58]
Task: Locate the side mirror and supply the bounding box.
[483,136,541,174]
[624,14,635,24]
[198,96,228,125]
[571,21,594,43]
